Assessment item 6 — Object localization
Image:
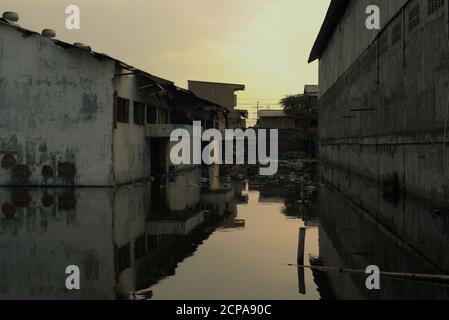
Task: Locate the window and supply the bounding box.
[392,22,402,45]
[134,102,146,125]
[147,106,157,124]
[409,5,420,31]
[116,97,129,123]
[428,0,445,15]
[158,109,168,124]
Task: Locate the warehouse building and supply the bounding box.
[0,14,223,187]
[310,0,449,207]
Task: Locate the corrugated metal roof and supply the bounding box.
[188,80,245,91]
[308,0,350,63]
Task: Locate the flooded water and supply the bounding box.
[149,182,320,300]
[1,167,449,300]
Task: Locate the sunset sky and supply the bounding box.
[1,0,330,124]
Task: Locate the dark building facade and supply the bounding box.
[310,0,449,207]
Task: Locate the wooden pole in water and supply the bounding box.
[297,228,307,295]
[297,228,306,265]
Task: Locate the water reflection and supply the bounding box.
[0,187,115,299]
[2,167,448,300]
[316,178,449,300]
[0,170,320,300]
[0,168,250,300]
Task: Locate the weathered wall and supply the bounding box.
[255,128,309,157]
[258,117,297,130]
[319,0,409,96]
[113,70,171,185]
[319,0,449,206]
[0,23,115,186]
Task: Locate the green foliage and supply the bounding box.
[280,94,313,121]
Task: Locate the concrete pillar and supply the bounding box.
[209,165,220,190]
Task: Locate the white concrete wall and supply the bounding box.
[0,23,116,186]
[319,0,409,96]
[113,71,152,185]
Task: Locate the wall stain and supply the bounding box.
[80,93,98,121]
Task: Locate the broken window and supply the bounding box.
[147,106,157,124]
[116,97,129,123]
[134,102,146,126]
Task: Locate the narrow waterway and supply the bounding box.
[1,168,449,300]
[148,183,320,300]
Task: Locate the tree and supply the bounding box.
[280,94,313,123]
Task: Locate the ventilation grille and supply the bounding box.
[392,22,403,45]
[428,0,445,15]
[409,5,421,31]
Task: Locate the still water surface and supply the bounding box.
[150,183,319,300]
[1,170,449,300]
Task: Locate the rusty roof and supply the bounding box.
[188,80,245,91]
[308,0,350,63]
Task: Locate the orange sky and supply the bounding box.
[1,0,330,124]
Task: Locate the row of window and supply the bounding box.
[409,0,445,31]
[428,0,445,15]
[380,0,445,55]
[115,97,168,126]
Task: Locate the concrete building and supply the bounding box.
[257,110,298,129]
[309,0,449,207]
[188,80,248,129]
[0,15,222,187]
[256,110,310,156]
[304,85,319,156]
[304,84,319,113]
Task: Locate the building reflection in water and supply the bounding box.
[2,168,446,300]
[0,168,243,300]
[316,178,449,300]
